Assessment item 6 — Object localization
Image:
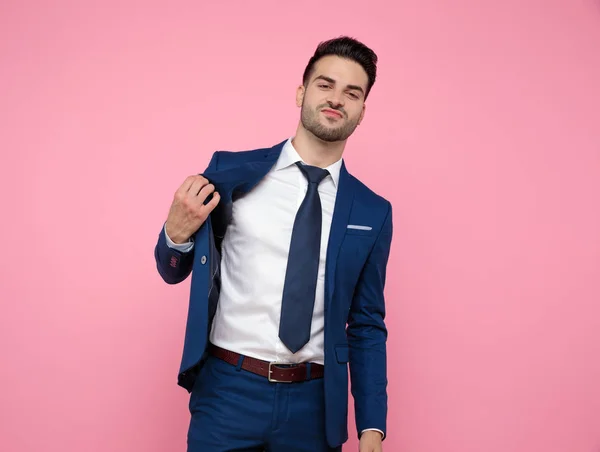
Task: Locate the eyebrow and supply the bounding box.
[313,75,365,95]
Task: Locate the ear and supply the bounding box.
[296,85,305,107]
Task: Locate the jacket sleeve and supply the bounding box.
[347,201,393,439]
[154,151,220,285]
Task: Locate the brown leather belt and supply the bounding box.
[208,344,324,383]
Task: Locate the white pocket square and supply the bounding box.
[347,224,372,231]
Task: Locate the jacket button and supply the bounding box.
[200,255,207,265]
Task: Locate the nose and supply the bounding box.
[326,89,345,109]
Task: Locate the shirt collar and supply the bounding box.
[273,137,342,187]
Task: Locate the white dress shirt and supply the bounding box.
[165,138,384,438]
[166,138,340,365]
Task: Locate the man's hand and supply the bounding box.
[359,430,383,452]
[164,175,220,244]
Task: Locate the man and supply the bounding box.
[154,36,393,452]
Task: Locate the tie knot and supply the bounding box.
[296,162,329,184]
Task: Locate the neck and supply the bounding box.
[291,123,346,168]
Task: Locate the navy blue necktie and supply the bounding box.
[278,162,329,353]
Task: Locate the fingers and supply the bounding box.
[204,190,220,212]
[175,175,208,197]
[174,174,220,218]
[188,176,210,197]
[196,181,216,202]
[178,175,201,194]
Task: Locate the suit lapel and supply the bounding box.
[201,142,283,238]
[325,162,355,309]
[202,142,283,201]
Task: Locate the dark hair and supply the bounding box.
[302,36,378,98]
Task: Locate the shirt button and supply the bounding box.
[200,255,207,265]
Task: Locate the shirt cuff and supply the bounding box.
[164,224,194,252]
[361,428,385,440]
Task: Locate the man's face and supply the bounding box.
[297,55,368,142]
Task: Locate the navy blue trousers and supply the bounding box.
[186,354,342,452]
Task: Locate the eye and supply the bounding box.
[348,92,359,99]
[318,84,331,89]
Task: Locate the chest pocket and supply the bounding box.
[335,226,377,300]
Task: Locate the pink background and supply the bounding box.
[1,1,599,451]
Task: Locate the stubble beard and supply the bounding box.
[300,101,359,143]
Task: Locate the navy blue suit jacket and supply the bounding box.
[154,139,393,447]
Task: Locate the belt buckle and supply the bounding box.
[268,362,292,383]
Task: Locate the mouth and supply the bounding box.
[321,108,343,119]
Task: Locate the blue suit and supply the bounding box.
[154,139,393,448]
